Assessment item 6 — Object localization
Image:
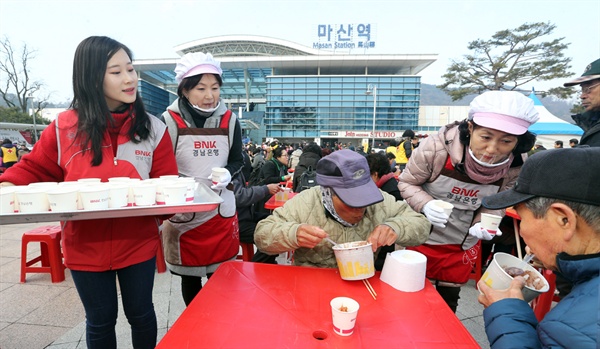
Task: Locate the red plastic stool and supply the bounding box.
[21,225,65,283]
[237,242,255,262]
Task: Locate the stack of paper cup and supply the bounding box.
[380,250,427,292]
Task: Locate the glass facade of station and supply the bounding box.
[138,74,422,140]
[266,75,420,138]
[139,80,175,116]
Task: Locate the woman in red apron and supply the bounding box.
[161,52,244,306]
[399,91,539,312]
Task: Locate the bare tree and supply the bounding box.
[438,22,575,101]
[0,36,47,113]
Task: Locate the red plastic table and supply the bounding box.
[156,261,480,348]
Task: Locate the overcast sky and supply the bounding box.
[1,0,599,103]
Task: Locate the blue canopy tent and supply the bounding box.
[527,92,583,147]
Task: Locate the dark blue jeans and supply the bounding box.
[71,257,157,349]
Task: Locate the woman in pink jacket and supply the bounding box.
[398,91,538,312]
[0,36,178,348]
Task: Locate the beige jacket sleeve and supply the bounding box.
[254,187,431,260]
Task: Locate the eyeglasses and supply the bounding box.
[581,81,600,95]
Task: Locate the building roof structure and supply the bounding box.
[133,35,437,102]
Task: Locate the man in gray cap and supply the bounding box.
[255,149,430,268]
[564,58,600,146]
[477,147,600,348]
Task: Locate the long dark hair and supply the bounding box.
[458,120,536,156]
[70,36,151,166]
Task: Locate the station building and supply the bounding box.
[133,35,437,147]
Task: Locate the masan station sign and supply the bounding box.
[313,23,376,51]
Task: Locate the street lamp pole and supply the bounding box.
[27,95,38,143]
[365,84,377,151]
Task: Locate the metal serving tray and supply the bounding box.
[0,183,223,225]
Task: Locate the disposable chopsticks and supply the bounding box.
[362,279,377,300]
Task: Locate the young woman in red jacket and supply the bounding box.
[0,36,178,349]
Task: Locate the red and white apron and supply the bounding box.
[162,110,239,267]
[408,156,502,284]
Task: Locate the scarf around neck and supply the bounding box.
[463,147,514,184]
[321,187,357,227]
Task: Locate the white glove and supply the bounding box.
[422,201,449,228]
[468,223,503,240]
[208,168,231,190]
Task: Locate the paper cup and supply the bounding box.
[481,213,502,234]
[77,178,102,183]
[162,183,188,205]
[479,252,549,303]
[107,177,131,183]
[108,184,129,208]
[15,187,50,213]
[28,182,59,188]
[431,199,453,216]
[380,250,427,292]
[78,185,110,210]
[0,186,20,213]
[330,297,359,336]
[131,182,156,206]
[332,241,375,281]
[46,187,79,212]
[58,182,83,209]
[58,181,81,186]
[211,168,228,184]
[108,178,139,206]
[159,175,180,180]
[154,179,170,205]
[177,177,196,202]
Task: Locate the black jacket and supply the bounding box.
[380,176,402,201]
[572,110,600,147]
[259,158,288,185]
[232,172,270,243]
